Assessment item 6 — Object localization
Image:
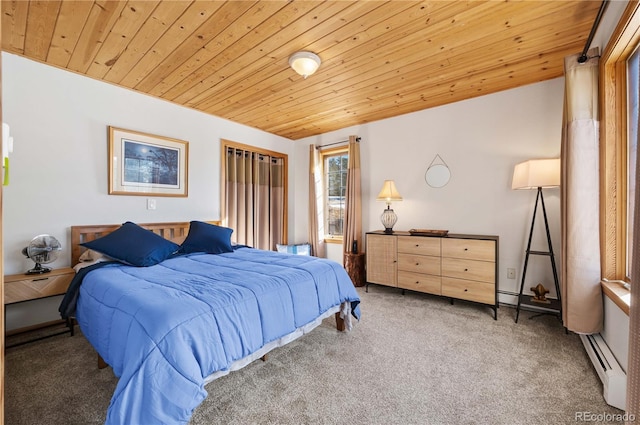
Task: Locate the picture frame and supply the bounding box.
[108,126,189,197]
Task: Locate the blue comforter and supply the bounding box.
[75,248,361,424]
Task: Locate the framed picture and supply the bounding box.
[108,126,189,197]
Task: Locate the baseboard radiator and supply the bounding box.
[580,333,627,410]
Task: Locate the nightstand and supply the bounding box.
[4,267,75,347]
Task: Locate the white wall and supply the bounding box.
[591,0,627,55]
[295,78,564,306]
[602,297,629,372]
[2,53,294,330]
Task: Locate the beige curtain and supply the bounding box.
[308,144,325,257]
[343,136,362,257]
[627,56,640,421]
[560,49,602,334]
[225,147,285,251]
[268,157,285,250]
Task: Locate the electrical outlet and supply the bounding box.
[147,198,156,210]
[507,268,516,279]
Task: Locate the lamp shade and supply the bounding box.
[376,180,403,203]
[288,51,321,78]
[511,158,560,190]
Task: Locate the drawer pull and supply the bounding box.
[415,244,419,247]
[464,268,468,271]
[33,277,49,282]
[464,248,468,251]
[415,281,419,284]
[416,262,420,266]
[464,289,468,292]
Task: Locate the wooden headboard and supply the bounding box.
[70,221,220,265]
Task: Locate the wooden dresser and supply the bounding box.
[366,231,499,319]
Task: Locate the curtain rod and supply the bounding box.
[315,137,361,150]
[577,0,609,63]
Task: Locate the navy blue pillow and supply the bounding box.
[179,221,234,254]
[81,221,179,267]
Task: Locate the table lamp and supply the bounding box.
[376,180,403,233]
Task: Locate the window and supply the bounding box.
[601,2,640,284]
[321,147,348,242]
[627,46,639,279]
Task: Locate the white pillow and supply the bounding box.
[79,249,112,262]
[73,249,114,272]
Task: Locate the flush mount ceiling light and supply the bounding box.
[288,51,321,79]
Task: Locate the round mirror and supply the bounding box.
[425,164,451,188]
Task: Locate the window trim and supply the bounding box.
[601,1,640,283]
[320,146,349,243]
[601,279,631,315]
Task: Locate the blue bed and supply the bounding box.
[63,222,361,424]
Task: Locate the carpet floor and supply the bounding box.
[5,285,625,424]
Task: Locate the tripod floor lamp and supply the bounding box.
[512,158,561,323]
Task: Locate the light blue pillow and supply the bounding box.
[276,243,311,256]
[179,221,234,254]
[81,221,179,267]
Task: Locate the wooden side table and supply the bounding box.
[5,267,75,304]
[343,253,365,287]
[5,267,75,347]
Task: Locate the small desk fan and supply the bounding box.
[22,234,62,274]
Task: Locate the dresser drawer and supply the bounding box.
[397,236,441,256]
[398,271,441,295]
[397,253,440,275]
[441,258,495,283]
[441,277,495,305]
[442,238,495,262]
[4,269,75,304]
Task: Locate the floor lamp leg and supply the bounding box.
[539,187,562,323]
[515,188,541,323]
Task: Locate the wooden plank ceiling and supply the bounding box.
[1,0,602,140]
